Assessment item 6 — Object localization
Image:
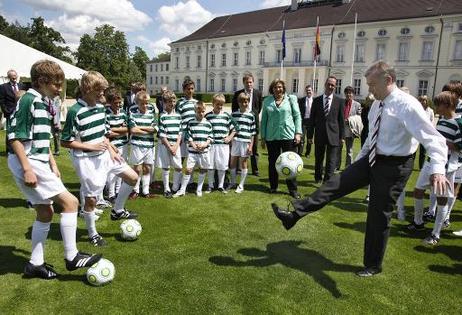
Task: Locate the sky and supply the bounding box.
[0,0,292,59]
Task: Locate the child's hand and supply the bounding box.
[88,142,108,152]
[224,136,232,144]
[24,169,37,187]
[51,164,61,178]
[247,144,253,155]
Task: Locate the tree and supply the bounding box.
[154,52,170,62]
[132,46,150,80]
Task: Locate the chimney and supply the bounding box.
[291,0,298,11]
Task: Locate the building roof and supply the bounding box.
[173,0,462,44]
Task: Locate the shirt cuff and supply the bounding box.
[430,163,446,176]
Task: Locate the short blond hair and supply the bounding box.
[212,93,225,104]
[238,92,250,104]
[195,100,206,110]
[80,71,108,95]
[30,60,64,88]
[162,90,176,103]
[135,90,150,103]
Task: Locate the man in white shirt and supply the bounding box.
[271,61,448,277]
[297,85,313,157]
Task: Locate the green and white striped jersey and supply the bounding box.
[129,110,157,148]
[231,111,256,143]
[205,111,236,144]
[435,117,462,172]
[105,107,129,148]
[175,97,197,131]
[61,99,108,157]
[129,103,156,116]
[158,111,182,145]
[185,118,213,153]
[8,88,52,162]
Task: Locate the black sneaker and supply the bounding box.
[217,187,228,194]
[164,191,173,199]
[89,234,107,247]
[110,209,138,221]
[407,221,425,231]
[443,219,451,229]
[423,211,435,222]
[65,252,102,271]
[204,187,213,194]
[24,262,58,279]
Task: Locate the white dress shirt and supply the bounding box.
[246,89,253,113]
[304,97,312,119]
[357,86,448,175]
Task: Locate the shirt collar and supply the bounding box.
[27,88,42,98]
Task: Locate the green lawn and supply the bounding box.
[0,131,461,314]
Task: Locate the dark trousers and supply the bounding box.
[266,139,298,192]
[52,126,60,154]
[314,141,339,182]
[418,144,426,170]
[297,120,312,157]
[250,137,259,174]
[292,154,413,269]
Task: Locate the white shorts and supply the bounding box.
[209,144,230,170]
[186,152,210,170]
[130,145,155,165]
[415,161,455,197]
[116,144,129,160]
[454,166,462,183]
[180,141,189,159]
[156,143,182,169]
[8,155,66,205]
[73,151,130,197]
[231,140,251,158]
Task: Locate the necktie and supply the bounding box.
[369,101,384,167]
[12,84,18,92]
[47,99,56,117]
[324,97,330,117]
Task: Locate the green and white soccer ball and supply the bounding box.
[120,219,142,241]
[86,258,115,286]
[275,151,304,179]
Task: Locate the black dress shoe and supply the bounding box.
[269,188,278,194]
[356,267,382,277]
[252,171,260,177]
[290,191,301,199]
[271,203,300,230]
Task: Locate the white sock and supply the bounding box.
[446,197,455,221]
[79,190,85,211]
[107,173,116,198]
[197,172,206,192]
[429,192,437,216]
[30,221,50,266]
[114,181,132,213]
[414,198,424,225]
[150,165,156,184]
[207,170,215,189]
[230,168,237,186]
[432,204,449,238]
[179,174,191,193]
[239,169,248,188]
[396,191,405,211]
[83,210,98,238]
[218,170,226,189]
[60,212,78,261]
[134,176,141,193]
[115,177,122,195]
[162,169,171,192]
[142,174,151,195]
[172,171,182,191]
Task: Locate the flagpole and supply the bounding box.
[312,16,319,93]
[350,12,358,85]
[281,19,286,80]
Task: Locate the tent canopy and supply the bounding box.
[0,34,86,83]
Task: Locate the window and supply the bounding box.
[149,76,152,85]
[210,54,215,67]
[357,31,366,37]
[421,41,433,61]
[258,79,264,92]
[245,51,251,65]
[166,77,169,84]
[221,79,226,92]
[155,64,158,72]
[376,43,386,60]
[454,40,462,60]
[210,79,215,92]
[197,55,201,68]
[312,79,319,93]
[221,53,227,67]
[354,43,365,63]
[335,79,342,95]
[232,78,238,92]
[293,48,301,63]
[175,57,179,69]
[400,27,410,35]
[161,64,164,71]
[354,79,361,95]
[155,76,158,84]
[338,32,346,39]
[378,29,387,36]
[185,56,190,69]
[161,76,164,84]
[418,80,428,96]
[424,26,435,34]
[175,79,179,91]
[233,53,239,66]
[276,49,282,63]
[292,78,299,94]
[166,64,169,71]
[396,79,404,88]
[150,64,153,72]
[196,79,201,92]
[336,45,345,62]
[259,51,265,65]
[398,42,409,61]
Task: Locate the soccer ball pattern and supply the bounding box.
[275,151,304,179]
[86,258,115,286]
[120,219,142,241]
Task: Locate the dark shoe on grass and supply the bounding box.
[271,203,300,230]
[24,262,58,279]
[356,267,382,277]
[65,252,102,271]
[407,221,425,231]
[89,234,107,247]
[111,209,138,220]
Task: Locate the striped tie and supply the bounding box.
[369,101,384,167]
[324,97,330,117]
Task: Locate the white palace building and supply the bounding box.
[146,0,462,99]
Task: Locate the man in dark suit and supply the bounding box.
[297,84,313,157]
[232,74,263,176]
[156,86,167,114]
[0,69,25,151]
[307,76,344,183]
[123,82,145,114]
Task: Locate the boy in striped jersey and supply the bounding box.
[128,91,157,198]
[156,90,183,198]
[408,91,462,245]
[174,101,213,197]
[229,92,256,193]
[105,87,129,202]
[176,79,198,160]
[8,60,101,279]
[62,71,138,247]
[205,93,237,193]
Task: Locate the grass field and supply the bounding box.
[0,130,461,314]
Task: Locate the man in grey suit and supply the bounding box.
[339,86,362,169]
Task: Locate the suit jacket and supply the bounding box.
[298,96,313,123]
[344,100,362,138]
[307,94,345,146]
[123,91,135,113]
[155,94,164,113]
[232,88,262,132]
[0,82,25,119]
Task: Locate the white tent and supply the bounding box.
[0,34,86,83]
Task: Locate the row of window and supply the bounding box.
[149,76,170,85]
[149,63,169,73]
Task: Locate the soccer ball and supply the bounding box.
[120,219,142,241]
[275,151,304,179]
[86,258,115,286]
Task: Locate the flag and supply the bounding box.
[314,19,321,59]
[281,19,286,60]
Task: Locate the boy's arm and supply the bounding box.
[10,140,37,187]
[48,151,60,178]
